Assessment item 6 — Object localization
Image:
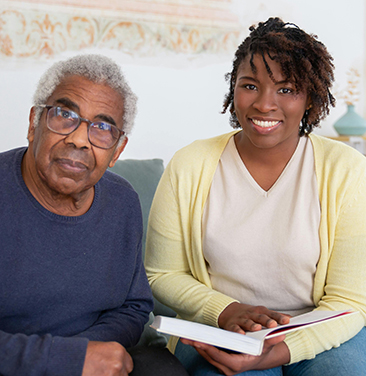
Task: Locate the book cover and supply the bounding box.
[151,310,355,356]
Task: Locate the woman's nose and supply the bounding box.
[252,90,278,113]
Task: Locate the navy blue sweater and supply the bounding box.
[0,148,154,376]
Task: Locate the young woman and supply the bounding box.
[145,18,366,375]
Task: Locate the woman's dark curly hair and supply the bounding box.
[222,17,336,136]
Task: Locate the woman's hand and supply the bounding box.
[218,302,291,334]
[180,336,290,375]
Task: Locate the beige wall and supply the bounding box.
[0,0,365,163]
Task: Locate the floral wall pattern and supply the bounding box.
[0,0,242,60]
[0,0,364,161]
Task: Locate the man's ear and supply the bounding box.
[27,107,37,143]
[109,136,128,168]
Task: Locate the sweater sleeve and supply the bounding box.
[0,246,152,376]
[74,239,153,348]
[285,146,366,363]
[0,331,88,376]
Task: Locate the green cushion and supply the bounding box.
[108,159,176,318]
[108,158,164,259]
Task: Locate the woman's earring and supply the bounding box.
[300,109,310,135]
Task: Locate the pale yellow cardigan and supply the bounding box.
[145,131,366,364]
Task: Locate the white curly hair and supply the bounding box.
[32,54,137,144]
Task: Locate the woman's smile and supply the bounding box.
[250,118,282,134]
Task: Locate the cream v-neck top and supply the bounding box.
[202,136,321,316]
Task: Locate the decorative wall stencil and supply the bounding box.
[0,0,242,60]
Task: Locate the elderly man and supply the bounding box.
[0,55,187,376]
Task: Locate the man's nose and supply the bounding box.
[64,121,91,149]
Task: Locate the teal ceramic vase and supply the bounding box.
[333,104,366,136]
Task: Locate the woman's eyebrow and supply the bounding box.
[237,76,258,82]
[274,80,293,85]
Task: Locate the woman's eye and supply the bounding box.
[244,84,257,91]
[279,88,293,94]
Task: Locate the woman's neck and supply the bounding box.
[234,132,300,191]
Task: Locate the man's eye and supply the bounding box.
[56,108,73,119]
[93,122,111,131]
[61,110,71,118]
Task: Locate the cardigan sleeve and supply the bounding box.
[285,142,366,363]
[145,149,237,327]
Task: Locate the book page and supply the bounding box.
[151,315,263,355]
[246,310,355,341]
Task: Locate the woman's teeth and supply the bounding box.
[252,119,280,128]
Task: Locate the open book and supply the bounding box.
[151,310,355,356]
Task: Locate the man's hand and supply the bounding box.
[82,341,133,376]
[218,302,291,333]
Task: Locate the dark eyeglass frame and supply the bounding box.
[37,104,125,149]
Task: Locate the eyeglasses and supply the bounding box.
[37,105,125,149]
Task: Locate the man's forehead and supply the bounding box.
[47,75,124,123]
[49,76,124,106]
[51,75,121,99]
